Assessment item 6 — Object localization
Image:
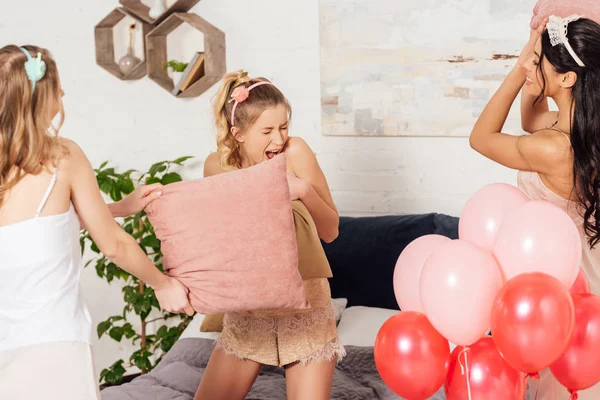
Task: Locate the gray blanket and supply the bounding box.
[101,338,446,400]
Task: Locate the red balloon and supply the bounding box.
[444,337,526,400]
[491,273,575,373]
[569,268,591,296]
[551,294,600,393]
[374,312,450,400]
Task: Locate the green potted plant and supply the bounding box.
[81,156,194,386]
[163,60,189,85]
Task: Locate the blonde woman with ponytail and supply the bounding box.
[0,45,193,400]
[195,70,344,400]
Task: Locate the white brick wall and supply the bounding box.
[1,0,527,372]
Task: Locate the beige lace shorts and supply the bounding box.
[215,278,346,367]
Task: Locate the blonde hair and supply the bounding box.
[0,45,65,207]
[212,70,292,170]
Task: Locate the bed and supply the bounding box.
[101,213,459,400]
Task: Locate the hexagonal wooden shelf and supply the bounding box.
[119,0,201,25]
[95,8,151,80]
[146,13,226,98]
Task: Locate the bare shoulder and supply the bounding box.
[283,137,315,165]
[57,138,89,171]
[284,136,312,154]
[203,152,227,177]
[526,129,573,164]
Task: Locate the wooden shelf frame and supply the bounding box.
[95,7,152,81]
[119,0,201,25]
[146,12,226,98]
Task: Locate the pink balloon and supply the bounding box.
[459,184,529,252]
[394,235,451,312]
[420,239,504,346]
[493,201,581,288]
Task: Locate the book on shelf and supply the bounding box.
[172,52,206,96]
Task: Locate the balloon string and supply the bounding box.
[458,347,472,400]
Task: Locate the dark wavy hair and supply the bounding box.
[535,18,600,248]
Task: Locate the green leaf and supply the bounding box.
[124,223,133,235]
[97,320,111,338]
[163,60,189,72]
[99,359,126,385]
[109,326,124,342]
[173,156,194,165]
[112,359,126,375]
[144,217,153,232]
[119,178,135,195]
[141,235,160,249]
[145,176,161,185]
[131,350,153,371]
[95,259,106,279]
[91,242,100,254]
[161,172,182,185]
[122,169,137,177]
[133,212,143,228]
[110,185,123,202]
[156,325,168,338]
[123,286,138,304]
[160,337,176,352]
[117,270,129,281]
[100,180,112,195]
[134,296,153,320]
[106,263,118,283]
[149,162,167,177]
[141,309,151,321]
[123,323,136,339]
[99,368,109,382]
[99,161,109,170]
[151,295,160,309]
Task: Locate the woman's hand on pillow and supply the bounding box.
[287,172,310,201]
[154,276,195,316]
[111,183,163,218]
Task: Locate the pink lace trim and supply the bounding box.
[215,337,346,366]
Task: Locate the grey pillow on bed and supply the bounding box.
[100,337,441,400]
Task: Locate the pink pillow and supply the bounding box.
[145,154,310,314]
[531,0,600,29]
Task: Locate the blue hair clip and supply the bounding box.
[20,47,47,92]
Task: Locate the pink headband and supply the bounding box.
[228,81,273,126]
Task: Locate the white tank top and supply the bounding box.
[0,167,92,351]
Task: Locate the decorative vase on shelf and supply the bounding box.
[149,0,167,20]
[118,23,141,76]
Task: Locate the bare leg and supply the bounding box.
[194,347,262,400]
[285,359,336,400]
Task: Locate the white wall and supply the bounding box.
[1,0,522,373]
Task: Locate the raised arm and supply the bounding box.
[64,140,193,315]
[286,137,339,243]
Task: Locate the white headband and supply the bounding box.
[546,14,586,67]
